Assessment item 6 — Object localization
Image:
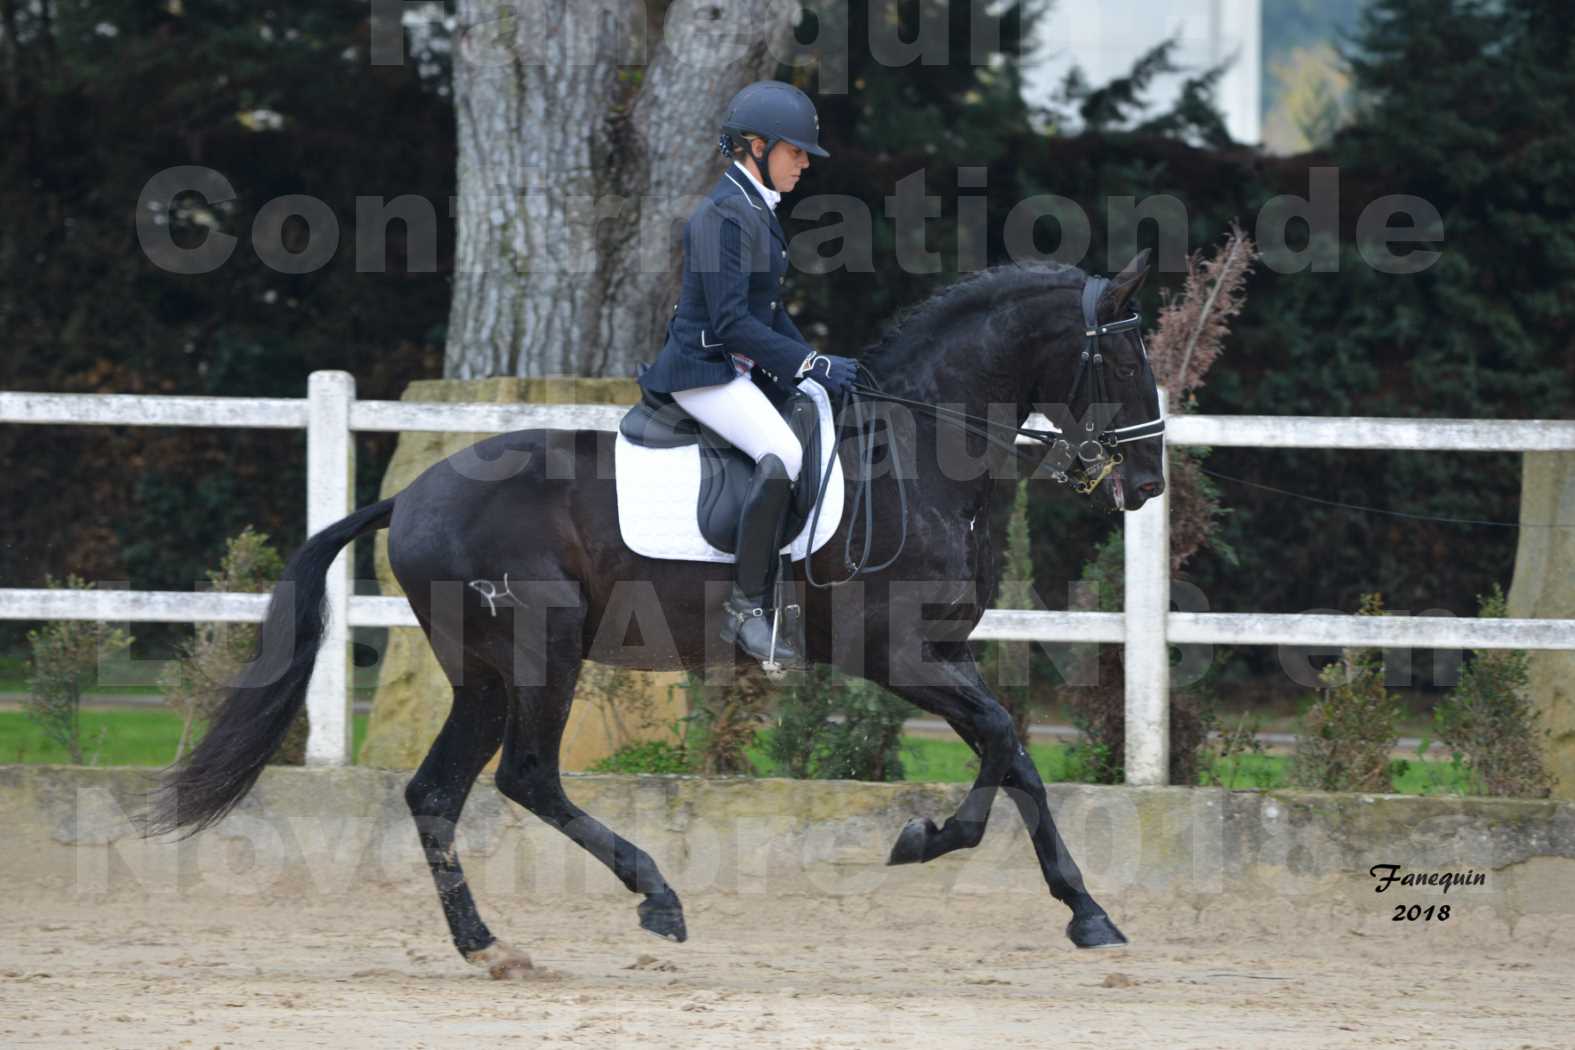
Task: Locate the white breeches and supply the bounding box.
[670,373,803,482]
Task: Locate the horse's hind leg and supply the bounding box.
[491,606,687,943]
[403,676,535,978]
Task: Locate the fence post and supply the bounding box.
[305,371,355,766]
[1124,389,1170,785]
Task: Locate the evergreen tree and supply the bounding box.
[788,0,1046,353]
[1185,0,1575,677]
[0,2,453,648]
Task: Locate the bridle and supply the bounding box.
[801,274,1165,589]
[1047,275,1168,492]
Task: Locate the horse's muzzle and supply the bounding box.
[1113,476,1164,512]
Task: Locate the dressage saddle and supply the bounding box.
[620,363,824,556]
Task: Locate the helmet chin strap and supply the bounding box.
[752,139,779,192]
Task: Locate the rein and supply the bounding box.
[802,370,910,588]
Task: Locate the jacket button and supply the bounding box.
[780,249,787,259]
[769,300,777,310]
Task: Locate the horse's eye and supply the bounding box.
[1116,366,1136,380]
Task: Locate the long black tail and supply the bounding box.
[139,497,397,839]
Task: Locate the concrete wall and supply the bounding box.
[5,766,1572,942]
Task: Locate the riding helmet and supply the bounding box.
[719,80,831,169]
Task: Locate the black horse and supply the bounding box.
[144,252,1164,978]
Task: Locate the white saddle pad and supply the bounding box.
[614,376,844,563]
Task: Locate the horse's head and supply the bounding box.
[1030,250,1165,512]
[858,254,1165,511]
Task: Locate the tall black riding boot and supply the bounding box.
[721,453,804,668]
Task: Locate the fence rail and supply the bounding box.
[4,372,1573,779]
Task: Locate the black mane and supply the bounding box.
[859,261,1087,383]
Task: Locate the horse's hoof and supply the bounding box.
[464,939,537,979]
[1067,913,1129,949]
[886,817,937,866]
[638,891,688,943]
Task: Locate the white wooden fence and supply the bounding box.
[3,371,1573,781]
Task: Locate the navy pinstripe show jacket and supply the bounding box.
[638,163,815,408]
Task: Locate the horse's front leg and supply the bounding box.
[878,650,1128,949]
[996,732,1127,947]
[878,652,1021,865]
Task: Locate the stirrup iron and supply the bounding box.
[761,605,787,679]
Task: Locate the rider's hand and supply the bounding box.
[797,353,858,395]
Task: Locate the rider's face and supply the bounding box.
[755,140,810,192]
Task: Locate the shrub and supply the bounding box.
[1191,647,1277,789]
[766,665,910,782]
[1059,531,1208,785]
[573,661,696,777]
[975,476,1036,743]
[1288,593,1403,792]
[23,574,134,765]
[679,665,775,776]
[158,527,298,764]
[1198,710,1275,790]
[1431,584,1555,799]
[587,738,693,775]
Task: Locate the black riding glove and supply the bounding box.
[797,353,858,395]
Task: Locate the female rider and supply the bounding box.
[636,79,858,667]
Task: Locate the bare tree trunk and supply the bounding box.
[446,0,797,379]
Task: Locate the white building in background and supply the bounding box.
[1021,0,1263,146]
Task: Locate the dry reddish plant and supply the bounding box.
[1145,224,1258,574]
[1146,221,1258,409]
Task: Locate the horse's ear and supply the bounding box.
[1100,249,1151,318]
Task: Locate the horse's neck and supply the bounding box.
[861,341,1033,493]
[869,337,1030,426]
[854,278,1083,501]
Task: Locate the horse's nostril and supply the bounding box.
[1138,481,1163,498]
